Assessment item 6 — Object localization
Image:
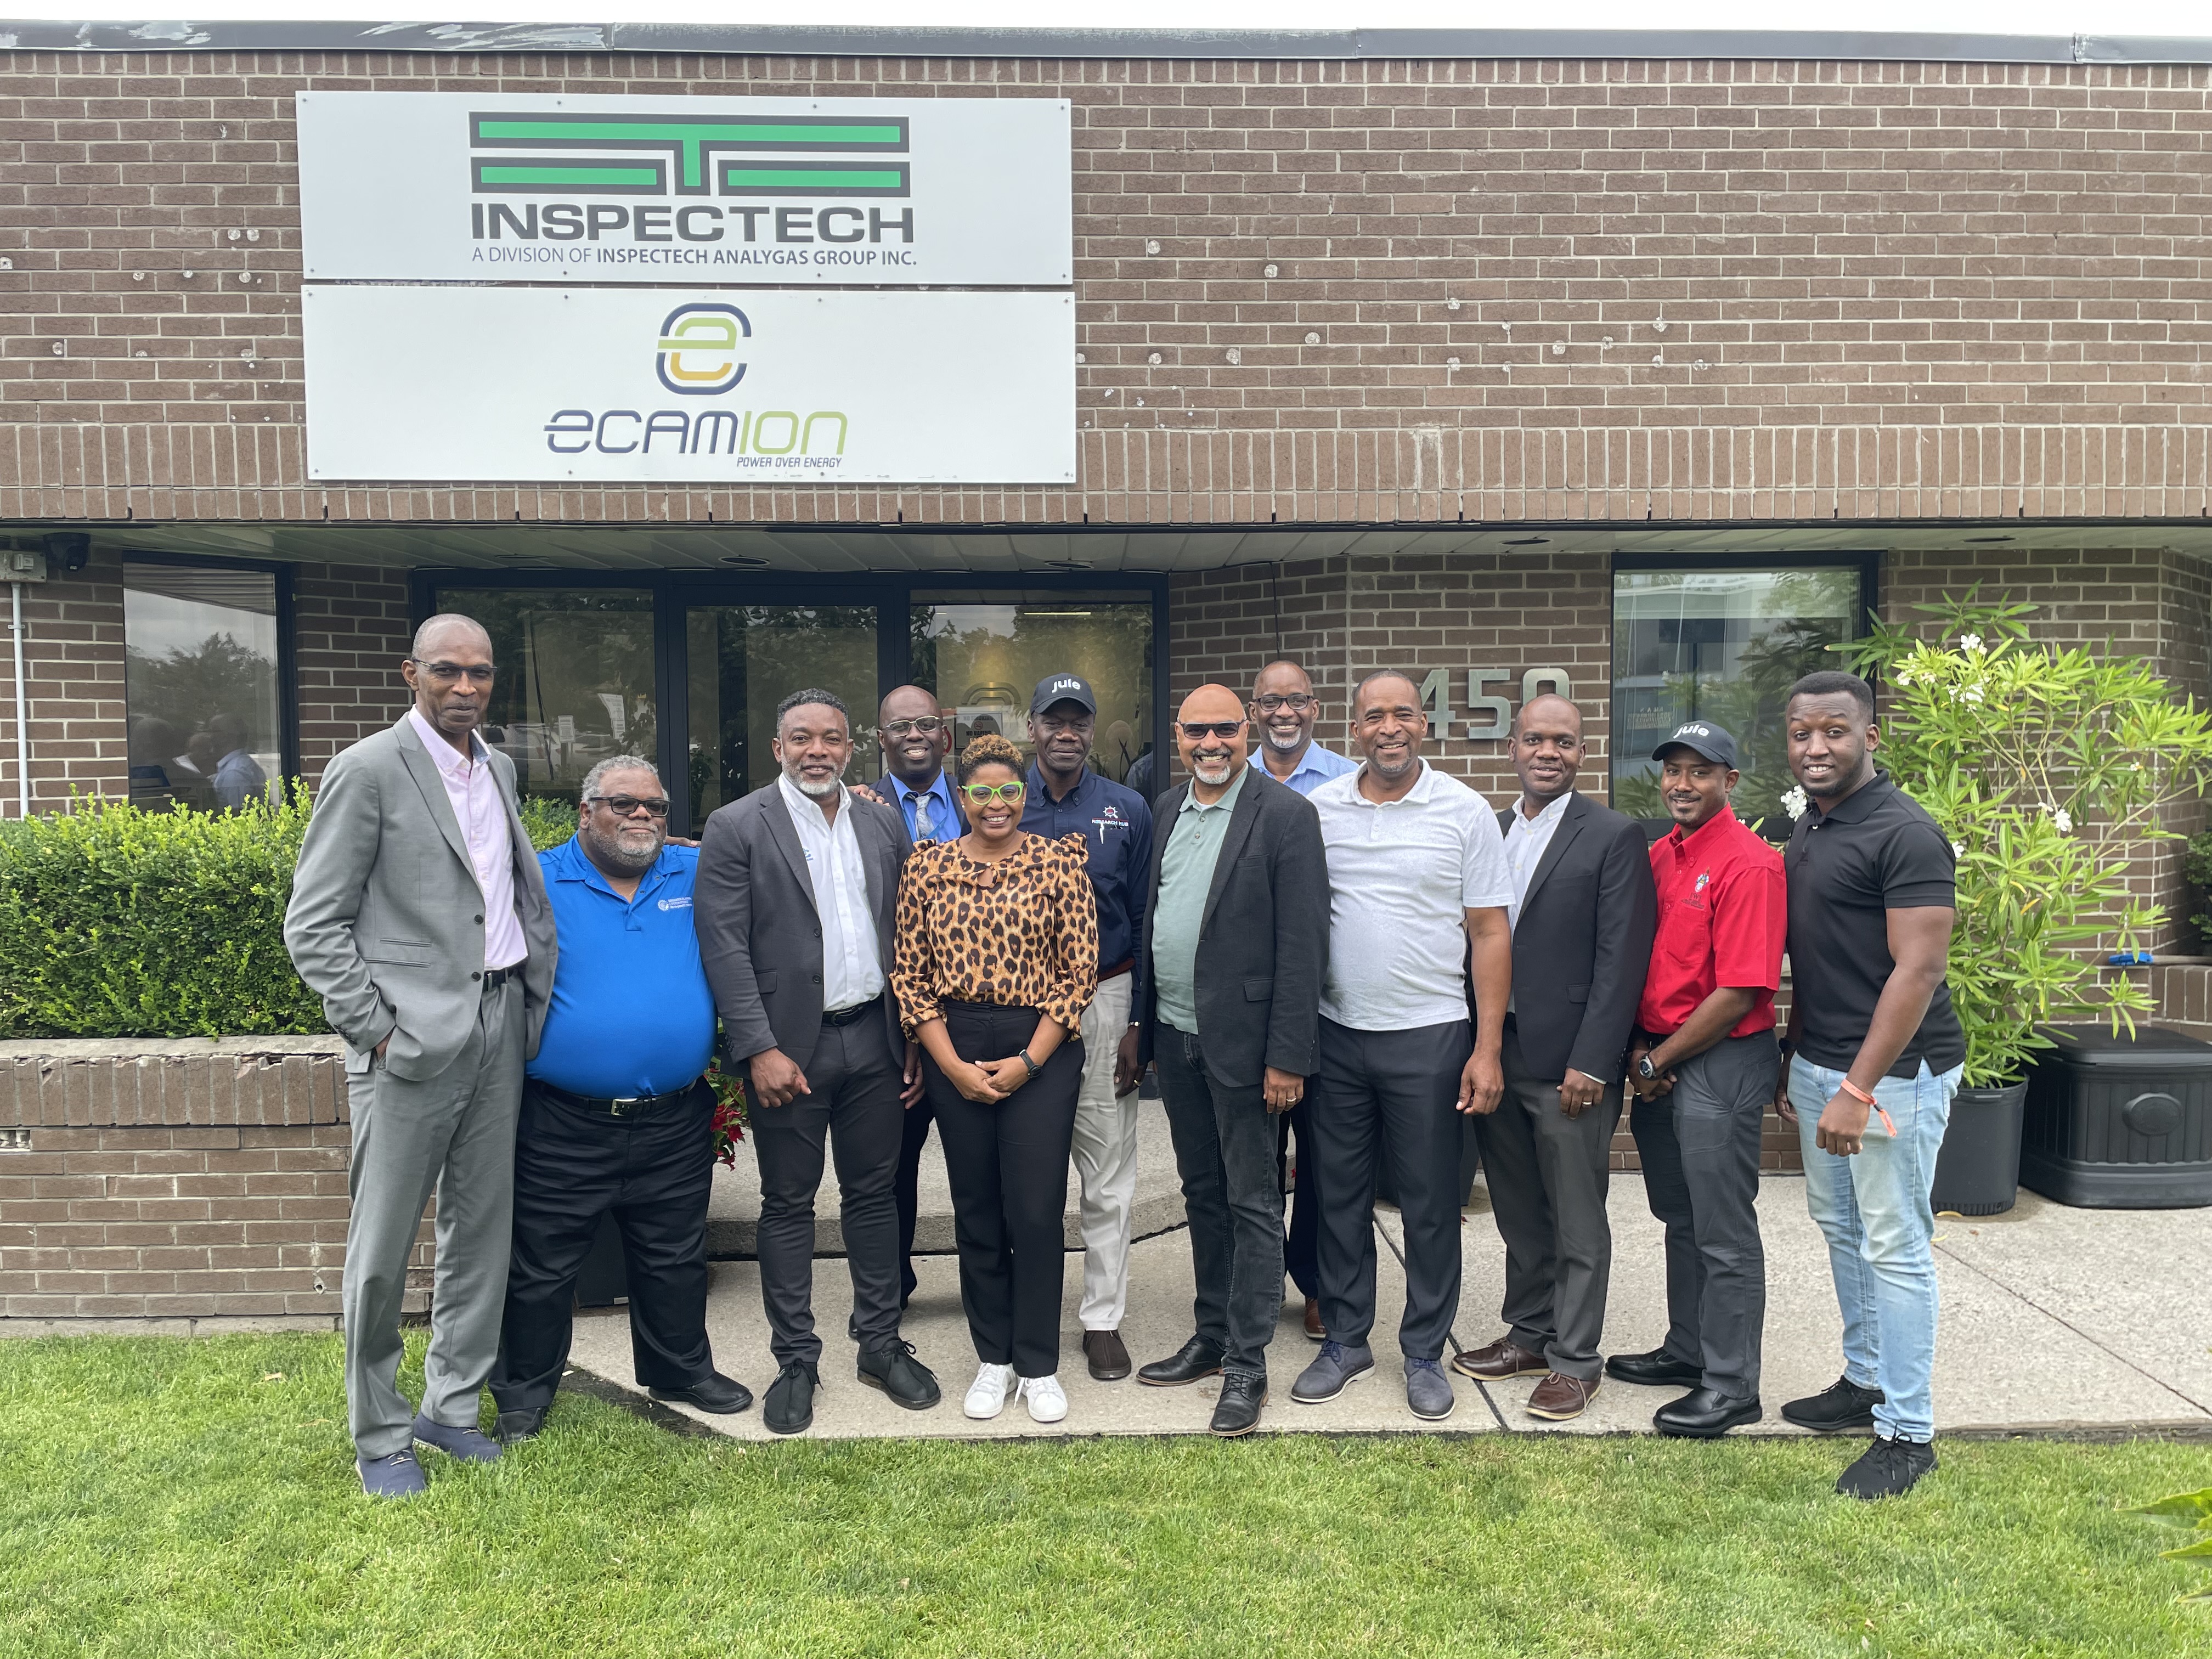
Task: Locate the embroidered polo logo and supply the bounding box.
[1694,871,1712,894]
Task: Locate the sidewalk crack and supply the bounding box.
[1372,1211,1510,1430]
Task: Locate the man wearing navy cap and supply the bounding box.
[490,755,750,1442]
[1023,672,1153,1382]
[1610,720,1788,1439]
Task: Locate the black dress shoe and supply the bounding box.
[1782,1375,1885,1433]
[1210,1372,1268,1437]
[1138,1335,1225,1388]
[857,1339,943,1410]
[1605,1347,1704,1389]
[1654,1387,1763,1438]
[493,1407,545,1444]
[1083,1328,1133,1381]
[763,1362,819,1435]
[651,1372,754,1415]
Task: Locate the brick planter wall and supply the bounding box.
[0,1036,433,1321]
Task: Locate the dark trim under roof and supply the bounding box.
[3,21,2211,65]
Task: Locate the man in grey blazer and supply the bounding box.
[284,614,556,1498]
[1452,695,1655,1421]
[695,687,939,1434]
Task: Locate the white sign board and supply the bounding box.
[301,285,1076,484]
[296,91,1073,287]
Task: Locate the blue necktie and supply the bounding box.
[912,790,936,843]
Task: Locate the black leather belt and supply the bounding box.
[822,994,883,1028]
[480,964,520,992]
[537,1078,702,1117]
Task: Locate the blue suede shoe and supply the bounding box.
[411,1413,503,1463]
[357,1449,427,1499]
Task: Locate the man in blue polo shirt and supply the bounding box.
[489,755,751,1442]
[1023,671,1153,1381]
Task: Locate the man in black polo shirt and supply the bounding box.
[1774,670,1965,1501]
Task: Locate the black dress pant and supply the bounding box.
[1472,1021,1621,1382]
[1155,1024,1284,1379]
[1307,1015,1472,1362]
[895,1089,936,1305]
[749,1013,906,1370]
[923,1001,1083,1379]
[1630,1030,1779,1401]
[491,1076,715,1414]
[1280,1101,1320,1300]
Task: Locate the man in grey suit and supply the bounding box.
[695,687,940,1434]
[1452,695,1655,1421]
[284,614,555,1499]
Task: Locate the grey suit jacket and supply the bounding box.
[695,778,911,1071]
[284,713,556,1082]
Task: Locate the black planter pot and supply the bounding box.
[1929,1079,2028,1216]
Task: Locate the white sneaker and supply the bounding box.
[963,1362,1015,1420]
[1017,1372,1069,1424]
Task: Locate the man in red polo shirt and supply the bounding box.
[1607,720,1788,1438]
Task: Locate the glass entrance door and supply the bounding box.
[684,602,880,832]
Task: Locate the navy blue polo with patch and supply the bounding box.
[1022,763,1153,971]
[527,836,717,1099]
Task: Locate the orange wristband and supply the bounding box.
[1838,1075,1895,1136]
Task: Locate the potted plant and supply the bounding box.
[1837,592,2212,1213]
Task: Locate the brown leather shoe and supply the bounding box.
[1302,1297,1326,1342]
[1527,1372,1599,1421]
[1451,1336,1548,1380]
[1083,1328,1132,1381]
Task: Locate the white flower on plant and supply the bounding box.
[1950,840,1965,857]
[1780,786,1809,821]
[1960,684,1984,703]
[1893,670,1911,687]
[2044,804,2073,834]
[1960,633,1984,652]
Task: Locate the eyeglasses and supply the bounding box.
[1252,694,1315,714]
[960,781,1028,805]
[408,659,496,685]
[883,717,948,738]
[1178,720,1248,740]
[587,795,670,819]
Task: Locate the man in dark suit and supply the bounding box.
[870,682,967,1307]
[1131,684,1330,1436]
[695,687,940,1434]
[1452,693,1656,1422]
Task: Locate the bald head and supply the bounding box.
[1250,659,1321,763]
[402,613,495,754]
[1177,682,1250,797]
[1511,692,1585,809]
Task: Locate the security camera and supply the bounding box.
[43,532,90,573]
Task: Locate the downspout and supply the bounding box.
[9,580,26,817]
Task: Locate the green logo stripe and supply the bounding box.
[721,167,905,190]
[478,163,662,187]
[477,120,904,147]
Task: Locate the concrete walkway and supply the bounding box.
[566,1125,2212,1443]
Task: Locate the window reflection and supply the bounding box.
[685,603,879,832]
[433,588,657,805]
[909,594,1154,785]
[123,561,281,812]
[1612,568,1861,834]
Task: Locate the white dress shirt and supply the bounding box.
[776,773,886,1013]
[1502,789,1574,932]
[407,708,526,970]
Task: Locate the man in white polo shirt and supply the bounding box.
[1290,669,1515,1422]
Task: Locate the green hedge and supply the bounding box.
[0,792,579,1040]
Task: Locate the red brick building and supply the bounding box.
[3,23,2209,1318]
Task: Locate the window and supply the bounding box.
[909,592,1155,786]
[1612,566,1865,832]
[433,587,657,807]
[123,560,285,812]
[684,602,881,831]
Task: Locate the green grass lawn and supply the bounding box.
[2,1334,2205,1658]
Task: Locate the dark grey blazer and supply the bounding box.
[1497,791,1656,1084]
[1133,768,1330,1088]
[695,780,911,1071]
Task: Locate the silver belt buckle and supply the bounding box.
[609,1096,642,1116]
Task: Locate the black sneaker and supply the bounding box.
[1782,1375,1885,1433]
[857,1339,943,1411]
[1836,1435,1938,1500]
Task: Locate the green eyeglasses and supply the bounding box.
[960,781,1028,805]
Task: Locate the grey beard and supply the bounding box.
[1192,758,1234,785]
[792,771,839,798]
[584,825,659,872]
[1262,726,1306,752]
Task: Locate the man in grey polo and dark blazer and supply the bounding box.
[1451,694,1655,1423]
[284,614,556,1499]
[694,686,940,1435]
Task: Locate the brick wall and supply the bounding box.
[290,560,411,780]
[0,52,2208,526]
[0,1037,432,1319]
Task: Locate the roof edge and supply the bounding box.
[3,21,2212,65]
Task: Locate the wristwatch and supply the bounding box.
[1019,1049,1042,1080]
[1635,1053,1661,1083]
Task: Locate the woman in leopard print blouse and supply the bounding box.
[890,733,1097,1426]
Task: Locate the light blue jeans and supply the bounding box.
[1790,1056,1963,1443]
